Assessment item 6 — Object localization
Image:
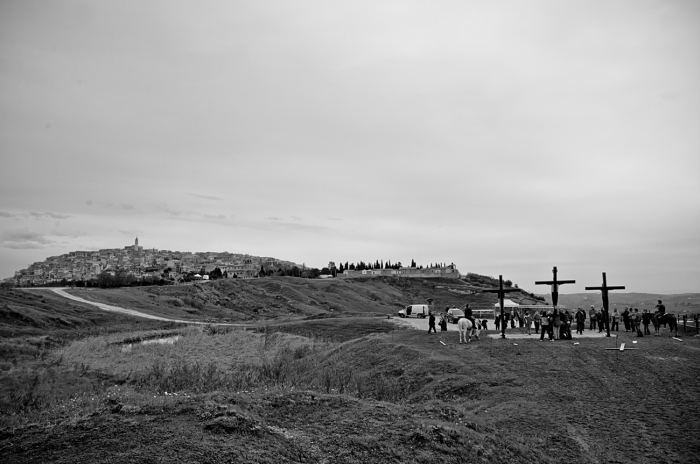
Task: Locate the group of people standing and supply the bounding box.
[425,298,669,339]
[491,300,668,339]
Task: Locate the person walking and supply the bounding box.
[575,308,586,335]
[611,308,620,332]
[428,311,436,334]
[510,309,516,329]
[495,312,501,331]
[533,310,541,334]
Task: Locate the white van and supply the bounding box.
[398,304,430,318]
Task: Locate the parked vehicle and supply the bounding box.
[447,308,465,324]
[398,304,430,318]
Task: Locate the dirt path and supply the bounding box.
[36,288,248,326]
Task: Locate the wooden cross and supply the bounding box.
[535,266,575,311]
[605,343,638,351]
[484,275,519,339]
[585,272,625,337]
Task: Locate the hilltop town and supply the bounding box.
[4,238,301,286]
[3,235,478,288]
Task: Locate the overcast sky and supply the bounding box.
[1,0,699,294]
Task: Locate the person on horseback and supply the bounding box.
[654,300,666,324]
[464,303,476,334]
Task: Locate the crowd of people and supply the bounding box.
[488,300,669,340]
[423,298,670,340]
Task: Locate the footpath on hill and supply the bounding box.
[30,288,247,326]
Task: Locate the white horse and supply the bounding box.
[458,318,481,344]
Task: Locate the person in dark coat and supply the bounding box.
[559,311,569,340]
[622,308,631,332]
[597,307,605,332]
[464,304,476,327]
[642,309,652,335]
[575,308,586,335]
[495,312,501,331]
[539,310,551,341]
[428,312,436,333]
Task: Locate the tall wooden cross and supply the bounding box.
[535,266,575,311]
[585,272,625,337]
[484,275,519,339]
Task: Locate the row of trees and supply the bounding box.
[328,259,453,274]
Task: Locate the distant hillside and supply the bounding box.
[55,274,544,325]
[459,273,546,305]
[542,292,700,315]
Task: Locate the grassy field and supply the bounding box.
[1,283,699,463]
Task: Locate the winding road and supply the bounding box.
[33,287,246,326]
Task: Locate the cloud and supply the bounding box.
[188,193,223,201]
[267,216,282,221]
[0,211,70,220]
[203,214,226,219]
[157,203,195,217]
[1,228,56,249]
[50,229,86,238]
[92,201,135,211]
[34,212,70,219]
[265,220,329,232]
